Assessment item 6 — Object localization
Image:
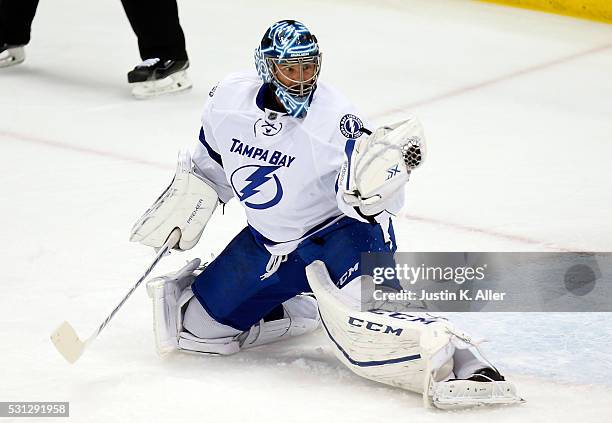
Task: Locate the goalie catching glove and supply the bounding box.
[130,150,219,251]
[339,117,426,216]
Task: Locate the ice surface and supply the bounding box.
[1,0,611,421]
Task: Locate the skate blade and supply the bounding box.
[131,70,192,99]
[433,396,526,410]
[434,398,527,410]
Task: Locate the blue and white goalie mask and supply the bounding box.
[254,20,322,118]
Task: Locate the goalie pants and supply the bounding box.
[0,0,39,46]
[192,216,396,331]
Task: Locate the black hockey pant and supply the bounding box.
[120,0,188,61]
[0,0,40,46]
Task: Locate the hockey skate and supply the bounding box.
[428,367,525,409]
[127,58,192,99]
[0,44,25,68]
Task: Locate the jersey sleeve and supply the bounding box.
[335,137,369,222]
[191,97,234,203]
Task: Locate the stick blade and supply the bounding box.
[50,321,86,364]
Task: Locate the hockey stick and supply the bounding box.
[50,228,181,364]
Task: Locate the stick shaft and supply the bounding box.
[85,228,181,344]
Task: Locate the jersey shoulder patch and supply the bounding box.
[339,113,364,139]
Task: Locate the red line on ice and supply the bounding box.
[371,43,612,118]
[0,129,583,250]
[0,129,171,171]
[400,212,579,252]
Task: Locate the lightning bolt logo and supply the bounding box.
[231,165,284,210]
[240,166,278,200]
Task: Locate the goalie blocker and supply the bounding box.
[305,261,524,410]
[130,149,218,251]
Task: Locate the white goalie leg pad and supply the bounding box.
[307,260,432,393]
[130,149,218,251]
[146,258,202,356]
[178,295,320,355]
[306,260,523,409]
[131,70,192,99]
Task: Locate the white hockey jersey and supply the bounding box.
[192,71,403,255]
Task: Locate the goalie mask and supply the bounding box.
[254,20,322,118]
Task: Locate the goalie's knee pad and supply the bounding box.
[240,294,320,350]
[178,295,320,356]
[306,260,523,409]
[180,296,243,355]
[183,297,242,339]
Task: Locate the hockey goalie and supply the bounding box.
[130,20,523,410]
